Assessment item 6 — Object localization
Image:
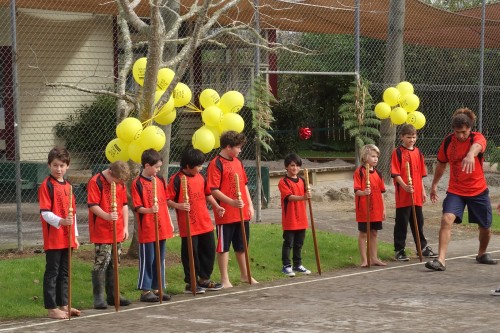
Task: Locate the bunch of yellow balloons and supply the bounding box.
[374,81,426,130]
[191,89,246,153]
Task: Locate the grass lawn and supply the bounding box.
[0,224,393,320]
[462,211,500,232]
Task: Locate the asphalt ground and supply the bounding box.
[2,203,500,332]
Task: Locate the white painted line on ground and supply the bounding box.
[2,250,500,332]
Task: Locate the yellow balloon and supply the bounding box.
[173,83,192,107]
[219,91,245,113]
[139,125,166,151]
[400,93,420,112]
[132,57,147,86]
[202,106,223,127]
[192,126,215,153]
[116,117,143,143]
[105,138,129,163]
[390,107,407,125]
[155,109,177,125]
[383,87,400,107]
[128,140,144,164]
[221,113,245,133]
[154,91,175,116]
[396,81,414,96]
[406,111,426,130]
[156,68,175,91]
[206,125,221,149]
[199,89,220,109]
[374,102,391,119]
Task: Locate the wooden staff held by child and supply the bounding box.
[111,181,120,312]
[304,169,322,275]
[182,175,197,296]
[67,185,73,320]
[406,162,423,262]
[365,163,371,268]
[234,173,252,284]
[152,177,164,303]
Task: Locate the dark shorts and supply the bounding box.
[216,221,250,253]
[442,189,492,228]
[358,221,382,232]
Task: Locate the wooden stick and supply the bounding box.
[111,182,120,312]
[67,185,73,320]
[234,174,252,284]
[152,177,163,302]
[406,162,423,262]
[365,163,371,268]
[303,169,322,275]
[181,175,197,296]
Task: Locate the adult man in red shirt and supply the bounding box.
[426,108,495,271]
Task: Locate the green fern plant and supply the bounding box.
[247,76,277,153]
[339,78,380,164]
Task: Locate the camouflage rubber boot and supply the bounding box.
[92,270,107,309]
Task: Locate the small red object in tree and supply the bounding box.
[299,127,312,140]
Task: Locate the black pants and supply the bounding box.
[181,231,216,284]
[282,229,306,267]
[43,249,69,309]
[393,206,427,252]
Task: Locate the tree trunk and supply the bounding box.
[379,0,406,182]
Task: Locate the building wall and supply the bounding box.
[16,9,115,164]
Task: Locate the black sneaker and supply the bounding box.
[422,246,438,258]
[395,250,410,261]
[198,280,224,291]
[184,284,206,294]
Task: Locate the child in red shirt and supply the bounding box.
[391,124,437,261]
[353,144,386,267]
[87,160,131,309]
[167,148,225,293]
[131,149,174,302]
[206,131,257,288]
[39,147,80,319]
[278,153,312,277]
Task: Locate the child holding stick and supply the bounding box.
[391,124,437,261]
[206,131,257,288]
[278,153,312,277]
[87,160,131,309]
[353,144,386,267]
[39,147,80,319]
[167,148,225,293]
[131,149,174,302]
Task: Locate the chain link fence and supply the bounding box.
[1,1,499,250]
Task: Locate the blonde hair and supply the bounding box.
[109,161,130,182]
[360,144,380,163]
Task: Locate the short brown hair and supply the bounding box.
[220,130,246,148]
[48,146,70,165]
[400,124,417,136]
[452,108,476,129]
[109,161,130,181]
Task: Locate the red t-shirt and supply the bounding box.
[437,132,487,196]
[353,166,386,222]
[166,171,214,237]
[131,175,173,243]
[391,145,427,207]
[39,176,77,250]
[87,172,128,244]
[206,155,250,224]
[278,176,308,230]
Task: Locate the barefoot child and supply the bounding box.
[39,147,81,319]
[167,148,225,293]
[353,144,386,267]
[206,131,258,287]
[278,153,312,277]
